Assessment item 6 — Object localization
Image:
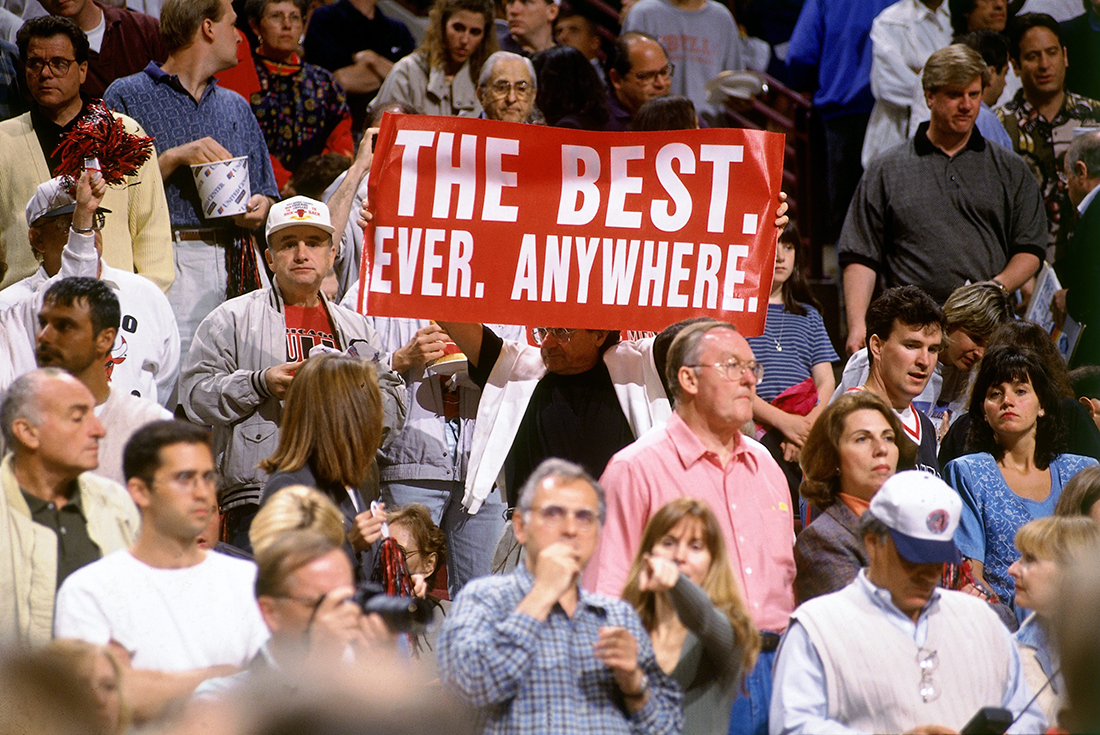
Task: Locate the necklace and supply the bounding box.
[770,306,784,352]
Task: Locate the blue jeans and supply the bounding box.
[728,648,775,735]
[381,479,506,598]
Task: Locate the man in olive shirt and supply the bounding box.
[0,367,139,646]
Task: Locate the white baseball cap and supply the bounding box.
[265,196,335,240]
[868,470,962,564]
[25,176,111,227]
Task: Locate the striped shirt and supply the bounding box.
[747,303,839,402]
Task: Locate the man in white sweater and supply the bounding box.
[770,470,1046,734]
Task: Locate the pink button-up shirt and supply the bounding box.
[585,412,796,632]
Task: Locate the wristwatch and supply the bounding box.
[71,224,95,234]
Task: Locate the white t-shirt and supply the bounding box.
[85,8,106,52]
[54,550,269,671]
[92,389,172,486]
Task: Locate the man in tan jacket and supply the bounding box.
[0,367,138,646]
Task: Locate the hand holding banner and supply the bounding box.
[359,113,785,336]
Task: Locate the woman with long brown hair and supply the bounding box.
[260,354,386,577]
[620,498,759,735]
[369,0,498,117]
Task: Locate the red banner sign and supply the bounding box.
[359,114,784,336]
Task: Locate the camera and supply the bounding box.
[353,582,433,633]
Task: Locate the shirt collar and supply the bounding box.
[1014,612,1047,649]
[20,481,84,514]
[1078,182,1100,215]
[913,120,986,157]
[144,61,221,104]
[667,411,754,471]
[855,568,942,623]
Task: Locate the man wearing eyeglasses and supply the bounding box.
[0,367,138,648]
[4,176,181,408]
[589,319,795,735]
[439,458,683,734]
[0,15,173,295]
[770,470,1045,734]
[620,0,745,123]
[55,420,269,724]
[476,51,537,123]
[605,32,672,131]
[194,529,397,699]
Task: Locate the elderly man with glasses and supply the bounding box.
[476,51,538,123]
[587,319,796,735]
[770,470,1045,734]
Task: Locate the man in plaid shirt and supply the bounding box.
[438,458,683,734]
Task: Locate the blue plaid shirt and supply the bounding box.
[103,62,278,229]
[439,565,683,735]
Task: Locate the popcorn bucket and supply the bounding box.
[191,156,251,219]
[426,322,467,375]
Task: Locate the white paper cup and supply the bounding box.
[191,156,251,219]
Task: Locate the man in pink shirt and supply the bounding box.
[588,319,795,735]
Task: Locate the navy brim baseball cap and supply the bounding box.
[889,527,962,565]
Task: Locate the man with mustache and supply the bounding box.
[35,278,172,486]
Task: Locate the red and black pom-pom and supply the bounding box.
[52,99,154,192]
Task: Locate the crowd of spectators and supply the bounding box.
[0,0,1099,733]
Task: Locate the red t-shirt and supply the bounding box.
[284,303,336,361]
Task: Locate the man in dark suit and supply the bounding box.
[1054,128,1100,368]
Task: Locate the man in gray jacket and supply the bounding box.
[179,196,406,550]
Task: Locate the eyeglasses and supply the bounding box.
[52,212,106,233]
[528,504,599,530]
[152,470,220,492]
[532,327,576,345]
[629,63,674,85]
[917,648,940,703]
[688,358,764,382]
[26,56,77,76]
[263,10,303,24]
[487,79,532,99]
[277,592,326,611]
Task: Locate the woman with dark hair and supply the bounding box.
[370,0,497,118]
[945,345,1097,621]
[938,319,1100,466]
[531,45,609,129]
[747,222,838,502]
[245,0,354,191]
[260,354,387,577]
[620,498,759,735]
[630,96,698,131]
[793,391,917,602]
